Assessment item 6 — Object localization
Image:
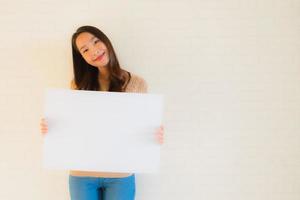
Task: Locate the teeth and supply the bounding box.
[94,53,104,61]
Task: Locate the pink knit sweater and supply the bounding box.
[124,73,148,93]
[70,73,148,93]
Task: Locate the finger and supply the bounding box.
[40,125,48,129]
[157,131,164,136]
[40,122,47,126]
[40,122,48,126]
[158,139,164,144]
[41,118,47,123]
[156,136,163,143]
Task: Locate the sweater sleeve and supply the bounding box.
[70,79,77,90]
[138,77,148,93]
[124,73,148,93]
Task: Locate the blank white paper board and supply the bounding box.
[43,89,163,173]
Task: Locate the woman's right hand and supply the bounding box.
[40,118,48,136]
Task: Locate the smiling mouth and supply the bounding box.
[94,52,105,61]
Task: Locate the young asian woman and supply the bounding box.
[40,25,164,200]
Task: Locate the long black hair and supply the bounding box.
[71,25,130,91]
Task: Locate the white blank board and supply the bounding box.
[43,89,163,173]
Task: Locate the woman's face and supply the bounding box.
[75,32,110,69]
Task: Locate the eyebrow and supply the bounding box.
[79,36,96,51]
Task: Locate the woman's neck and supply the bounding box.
[98,67,110,81]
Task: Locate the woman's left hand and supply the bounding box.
[155,125,164,145]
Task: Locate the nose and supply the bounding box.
[93,49,100,56]
[91,48,100,60]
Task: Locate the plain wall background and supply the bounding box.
[0,0,299,199]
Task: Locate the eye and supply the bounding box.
[94,39,100,44]
[82,49,88,53]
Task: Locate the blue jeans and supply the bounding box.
[69,174,135,200]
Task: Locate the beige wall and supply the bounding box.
[0,0,299,199]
